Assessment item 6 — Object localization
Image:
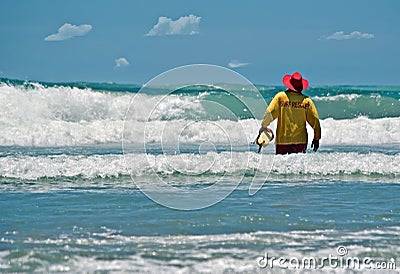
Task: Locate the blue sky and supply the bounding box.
[1,0,399,85]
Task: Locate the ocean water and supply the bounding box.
[0,77,399,273]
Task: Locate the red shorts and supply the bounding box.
[276,144,307,155]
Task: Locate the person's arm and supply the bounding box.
[306,99,321,151]
[261,93,280,128]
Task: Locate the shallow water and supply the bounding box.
[1,79,399,272]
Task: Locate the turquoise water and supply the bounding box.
[0,78,399,272]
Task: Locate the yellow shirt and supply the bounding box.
[261,91,321,145]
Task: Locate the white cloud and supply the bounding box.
[45,23,92,41]
[228,59,251,68]
[146,14,201,36]
[326,31,374,40]
[114,57,129,68]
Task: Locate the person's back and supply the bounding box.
[261,72,321,154]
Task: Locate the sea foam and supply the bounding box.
[1,152,398,180]
[1,82,399,147]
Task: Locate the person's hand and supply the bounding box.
[311,139,319,152]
